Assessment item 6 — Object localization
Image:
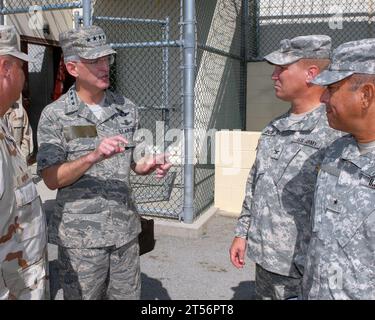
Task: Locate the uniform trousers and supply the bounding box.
[58,238,140,300]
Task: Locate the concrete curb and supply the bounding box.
[152,206,218,239]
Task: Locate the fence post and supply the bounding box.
[182,0,196,224]
[240,0,249,130]
[0,0,4,25]
[82,0,92,27]
[249,0,260,60]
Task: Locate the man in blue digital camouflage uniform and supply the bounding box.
[37,25,171,300]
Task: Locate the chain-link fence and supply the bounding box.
[6,0,372,222]
[248,0,375,60]
[92,1,184,219]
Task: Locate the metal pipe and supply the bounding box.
[240,0,249,130]
[255,0,260,60]
[162,17,170,130]
[74,11,80,30]
[0,2,82,15]
[138,207,182,217]
[82,0,91,27]
[182,0,196,224]
[93,16,167,25]
[109,40,181,49]
[0,0,4,25]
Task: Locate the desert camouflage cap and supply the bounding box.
[311,38,375,86]
[0,25,32,62]
[59,25,116,61]
[264,35,331,65]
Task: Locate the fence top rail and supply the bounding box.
[93,16,168,25]
[110,40,181,49]
[0,2,82,15]
[260,11,372,21]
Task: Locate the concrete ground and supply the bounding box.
[33,168,255,300]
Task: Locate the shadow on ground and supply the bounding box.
[230,281,256,300]
[141,273,171,300]
[49,260,61,300]
[43,199,56,225]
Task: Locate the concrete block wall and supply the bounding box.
[214,131,260,216]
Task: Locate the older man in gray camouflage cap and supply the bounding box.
[229,35,343,299]
[37,25,172,300]
[0,25,48,300]
[301,38,375,300]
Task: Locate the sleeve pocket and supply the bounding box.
[14,181,38,208]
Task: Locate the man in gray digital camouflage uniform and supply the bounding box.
[229,35,343,299]
[302,38,375,300]
[37,25,172,300]
[0,25,48,300]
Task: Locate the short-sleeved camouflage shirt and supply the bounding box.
[302,135,375,299]
[0,119,48,299]
[37,86,141,248]
[235,105,343,278]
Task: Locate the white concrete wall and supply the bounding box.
[214,131,260,216]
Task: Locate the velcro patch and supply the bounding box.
[64,125,97,142]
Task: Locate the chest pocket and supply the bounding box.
[276,137,322,185]
[66,137,96,161]
[334,169,375,248]
[272,142,301,185]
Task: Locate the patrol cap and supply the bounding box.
[0,25,32,62]
[264,35,331,65]
[59,25,116,61]
[311,38,375,86]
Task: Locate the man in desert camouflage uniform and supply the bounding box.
[0,25,48,300]
[4,101,33,160]
[37,25,171,300]
[302,39,375,300]
[229,35,343,299]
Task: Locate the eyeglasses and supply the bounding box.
[79,55,115,66]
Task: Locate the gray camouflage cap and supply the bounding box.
[311,38,375,86]
[59,25,116,61]
[0,25,32,62]
[264,35,331,65]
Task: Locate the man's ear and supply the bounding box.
[65,61,78,78]
[306,65,320,83]
[360,83,375,109]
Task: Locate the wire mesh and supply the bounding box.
[3,0,247,222]
[93,0,184,219]
[248,0,375,60]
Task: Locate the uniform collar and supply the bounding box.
[272,104,325,132]
[341,136,375,173]
[64,86,128,124]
